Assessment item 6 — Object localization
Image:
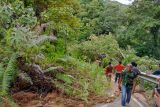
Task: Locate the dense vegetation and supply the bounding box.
[0,0,159,106]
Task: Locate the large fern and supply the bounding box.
[0,64,4,92]
[0,54,17,96]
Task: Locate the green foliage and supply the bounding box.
[0,64,4,90]
[56,74,73,84]
[69,34,122,62]
[98,0,127,34]
[78,0,127,40]
[69,35,159,72]
[37,40,65,66]
[41,0,82,40]
[0,1,59,64]
[78,0,105,39]
[0,54,17,96]
[0,1,37,29]
[56,56,109,101]
[0,0,160,104]
[117,0,160,59]
[0,1,38,62]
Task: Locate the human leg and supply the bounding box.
[132,78,137,94]
[126,87,132,104]
[108,74,112,82]
[118,73,122,91]
[121,85,127,106]
[106,75,111,82]
[115,73,118,83]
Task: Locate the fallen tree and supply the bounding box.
[11,57,64,94]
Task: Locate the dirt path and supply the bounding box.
[94,94,150,107]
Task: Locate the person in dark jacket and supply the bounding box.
[131,61,140,94]
[152,64,160,98]
[154,78,160,107]
[131,62,140,77]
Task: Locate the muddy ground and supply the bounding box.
[5,91,114,107]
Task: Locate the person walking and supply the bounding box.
[154,78,160,107]
[114,61,125,90]
[152,64,160,98]
[121,64,137,107]
[105,62,113,81]
[131,61,140,94]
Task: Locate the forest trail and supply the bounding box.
[93,77,150,107]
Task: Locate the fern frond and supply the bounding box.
[1,54,17,96]
[0,63,4,83]
[0,63,4,96]
[56,74,73,84]
[5,28,12,46]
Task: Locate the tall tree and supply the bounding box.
[118,0,160,59]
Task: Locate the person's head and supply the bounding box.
[126,64,132,72]
[119,61,122,64]
[108,62,112,65]
[131,61,137,67]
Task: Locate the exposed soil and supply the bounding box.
[10,91,114,107]
[3,60,114,107]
